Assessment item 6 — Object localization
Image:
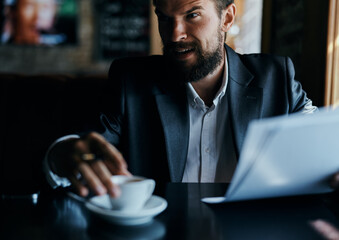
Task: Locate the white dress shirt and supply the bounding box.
[182,54,237,183]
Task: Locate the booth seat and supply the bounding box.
[0,73,108,195]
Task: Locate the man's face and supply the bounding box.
[155,0,225,82]
[15,0,56,44]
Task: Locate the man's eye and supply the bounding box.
[187,12,200,19]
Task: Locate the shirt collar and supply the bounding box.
[186,50,229,109]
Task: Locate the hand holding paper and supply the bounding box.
[202,108,339,204]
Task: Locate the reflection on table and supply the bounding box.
[2,183,339,240]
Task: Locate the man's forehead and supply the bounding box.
[155,0,212,14]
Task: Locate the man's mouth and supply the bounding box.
[172,47,195,59]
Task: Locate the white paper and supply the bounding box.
[202,108,339,204]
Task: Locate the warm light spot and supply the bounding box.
[334,100,339,108]
[328,41,333,54]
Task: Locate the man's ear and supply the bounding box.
[221,3,236,33]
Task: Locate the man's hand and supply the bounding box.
[48,132,131,197]
[331,172,339,190]
[310,219,339,240]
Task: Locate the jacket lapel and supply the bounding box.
[226,46,263,155]
[154,82,189,182]
[152,45,263,180]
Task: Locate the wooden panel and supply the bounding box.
[325,0,339,106]
[149,1,162,55]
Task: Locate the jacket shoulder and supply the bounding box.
[237,52,294,87]
[238,52,289,70]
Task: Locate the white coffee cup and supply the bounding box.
[110,175,155,213]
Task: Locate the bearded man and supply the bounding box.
[45,0,329,198]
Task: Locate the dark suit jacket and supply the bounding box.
[95,45,316,183]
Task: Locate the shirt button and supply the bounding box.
[207,113,211,117]
[205,148,210,153]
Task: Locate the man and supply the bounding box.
[1,0,57,44]
[45,0,336,199]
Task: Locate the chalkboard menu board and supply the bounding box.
[95,0,150,60]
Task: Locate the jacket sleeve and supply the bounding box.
[98,59,127,147]
[286,57,318,114]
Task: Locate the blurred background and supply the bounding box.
[0,0,337,107]
[0,0,338,198]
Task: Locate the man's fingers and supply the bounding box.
[85,132,130,174]
[330,172,339,189]
[78,163,107,196]
[73,140,91,160]
[90,161,121,197]
[104,157,132,176]
[69,175,89,197]
[67,132,130,197]
[310,219,339,240]
[70,158,121,197]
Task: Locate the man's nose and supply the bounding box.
[170,21,187,42]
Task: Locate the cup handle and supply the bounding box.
[145,179,156,198]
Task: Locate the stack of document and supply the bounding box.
[202,108,339,203]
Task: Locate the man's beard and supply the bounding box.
[163,33,224,83]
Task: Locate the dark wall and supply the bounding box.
[0,74,108,195]
[262,0,329,107]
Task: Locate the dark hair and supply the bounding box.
[152,0,234,15]
[214,0,234,14]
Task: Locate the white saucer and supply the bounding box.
[85,195,168,226]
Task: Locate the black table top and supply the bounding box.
[1,183,339,240]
